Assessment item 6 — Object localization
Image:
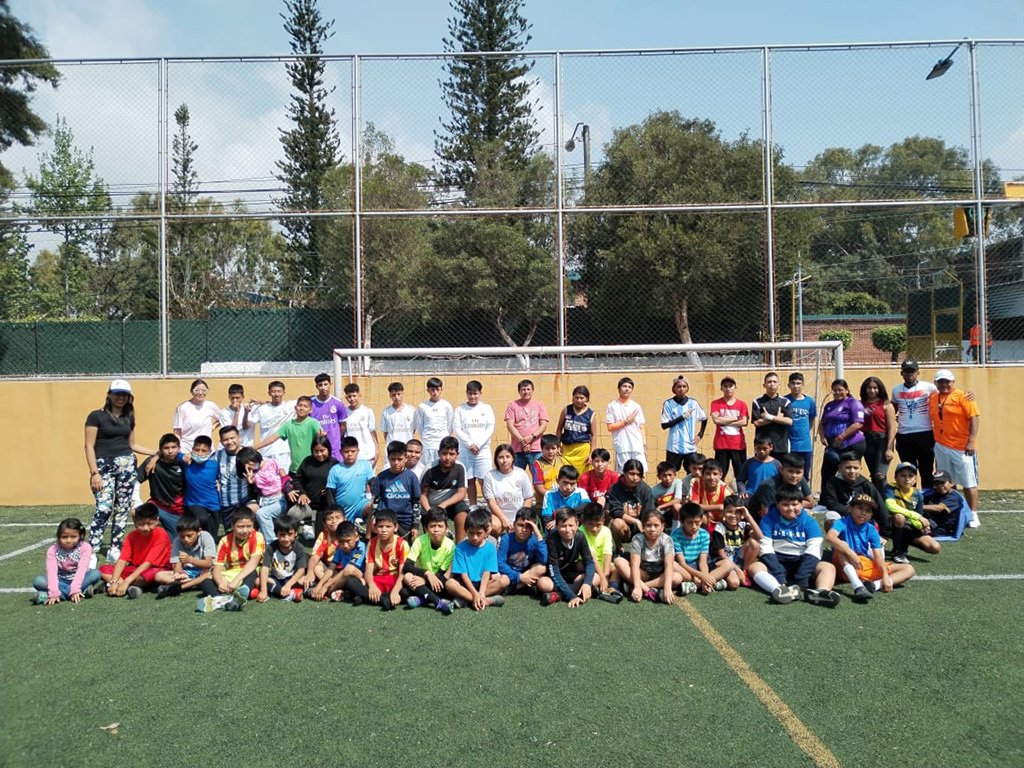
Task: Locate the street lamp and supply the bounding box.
[925,41,964,80]
[565,122,591,189]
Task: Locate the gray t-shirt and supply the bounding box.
[262,541,309,580]
[170,530,217,565]
[630,532,674,569]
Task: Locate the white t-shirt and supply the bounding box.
[483,467,534,518]
[380,404,417,444]
[217,405,256,447]
[416,399,455,450]
[892,381,938,434]
[173,400,221,453]
[454,402,496,453]
[253,400,296,464]
[346,405,377,462]
[606,398,646,454]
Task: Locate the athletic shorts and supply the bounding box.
[639,561,664,579]
[560,442,591,474]
[934,443,979,489]
[99,564,166,584]
[372,573,399,593]
[459,450,493,480]
[834,553,889,582]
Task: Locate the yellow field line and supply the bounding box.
[675,598,842,768]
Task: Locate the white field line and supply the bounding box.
[0,539,50,562]
[0,588,35,593]
[0,523,60,527]
[914,573,1024,581]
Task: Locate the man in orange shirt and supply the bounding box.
[927,369,980,516]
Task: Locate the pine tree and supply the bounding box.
[435,0,538,198]
[276,0,340,297]
[171,104,198,209]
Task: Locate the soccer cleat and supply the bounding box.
[283,591,296,602]
[224,595,244,611]
[770,585,796,605]
[290,587,303,603]
[435,599,454,615]
[156,585,171,600]
[865,580,878,594]
[892,553,910,565]
[598,588,624,604]
[540,592,560,606]
[714,579,728,591]
[486,595,505,607]
[34,591,47,605]
[679,582,697,596]
[125,586,142,599]
[645,588,664,603]
[405,596,423,609]
[197,595,232,612]
[852,586,874,603]
[234,585,250,602]
[804,587,841,608]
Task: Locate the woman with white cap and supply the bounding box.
[84,379,156,566]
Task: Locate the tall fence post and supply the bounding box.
[968,40,988,364]
[762,46,777,368]
[554,52,568,374]
[158,57,169,377]
[352,54,365,371]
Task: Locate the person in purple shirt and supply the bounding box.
[817,378,865,492]
[311,373,348,462]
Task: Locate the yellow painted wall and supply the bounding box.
[4,365,1018,508]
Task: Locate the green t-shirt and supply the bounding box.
[277,417,323,473]
[583,525,614,572]
[409,534,455,574]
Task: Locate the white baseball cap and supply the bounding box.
[108,378,133,394]
[933,369,955,382]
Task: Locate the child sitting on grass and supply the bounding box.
[401,508,456,614]
[154,515,215,599]
[446,508,509,611]
[300,505,345,595]
[709,496,762,589]
[613,508,679,604]
[672,502,728,594]
[197,507,264,611]
[257,516,309,602]
[537,506,596,607]
[747,487,840,607]
[580,502,616,596]
[497,508,548,594]
[349,508,407,611]
[922,470,972,539]
[32,518,101,605]
[309,521,366,603]
[99,503,171,599]
[541,465,590,530]
[885,461,940,564]
[827,493,915,602]
[651,461,685,530]
[531,434,566,507]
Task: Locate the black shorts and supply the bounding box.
[441,501,471,520]
[639,561,664,579]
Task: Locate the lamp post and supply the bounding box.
[565,122,590,190]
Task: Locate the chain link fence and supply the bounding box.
[0,40,1021,376]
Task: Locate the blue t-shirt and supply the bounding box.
[737,457,781,496]
[785,395,817,452]
[371,469,421,529]
[326,460,374,519]
[182,454,220,509]
[451,539,499,581]
[331,539,367,571]
[497,533,548,584]
[541,487,591,518]
[759,506,823,559]
[671,527,710,567]
[830,515,881,557]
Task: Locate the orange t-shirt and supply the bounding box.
[928,390,979,451]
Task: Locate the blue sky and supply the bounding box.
[4,0,1023,220]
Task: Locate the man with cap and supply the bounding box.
[891,360,937,487]
[660,374,707,473]
[928,369,980,517]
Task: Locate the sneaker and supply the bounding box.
[405,596,423,609]
[679,582,697,596]
[92,581,108,596]
[852,586,874,603]
[283,591,296,602]
[34,591,47,604]
[156,584,171,600]
[787,584,803,601]
[864,580,877,594]
[540,592,560,606]
[741,569,753,588]
[196,595,233,613]
[598,588,624,604]
[351,595,364,606]
[330,590,344,602]
[714,579,728,592]
[804,587,841,608]
[106,545,121,563]
[436,599,454,615]
[645,588,664,603]
[224,595,244,611]
[126,586,143,599]
[300,524,315,541]
[234,585,250,602]
[353,518,367,537]
[770,585,796,605]
[452,597,468,610]
[290,587,303,603]
[486,595,505,607]
[892,553,910,565]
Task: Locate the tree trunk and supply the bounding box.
[673,294,702,368]
[496,307,531,368]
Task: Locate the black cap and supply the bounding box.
[901,360,919,371]
[932,470,953,484]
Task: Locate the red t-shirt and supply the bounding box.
[711,398,748,451]
[580,469,620,501]
[121,527,172,569]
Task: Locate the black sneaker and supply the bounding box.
[864,580,877,594]
[770,585,796,605]
[892,552,910,565]
[851,586,874,603]
[126,586,143,599]
[804,587,841,608]
[540,592,560,606]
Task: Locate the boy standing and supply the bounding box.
[405,439,426,481]
[256,395,323,474]
[380,382,416,445]
[784,373,817,481]
[98,503,172,598]
[343,383,379,469]
[751,372,793,459]
[446,508,509,610]
[504,379,549,470]
[325,436,374,526]
[606,377,647,473]
[138,433,186,536]
[531,435,566,508]
[660,375,707,472]
[710,375,749,482]
[310,373,348,462]
[182,435,220,537]
[416,377,455,468]
[218,384,255,446]
[213,425,252,535]
[453,380,495,507]
[371,441,421,538]
[251,381,296,471]
[736,438,781,500]
[419,436,470,540]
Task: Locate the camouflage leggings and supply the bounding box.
[89,454,137,553]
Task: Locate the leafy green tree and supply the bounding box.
[0,1,59,187]
[435,0,538,199]
[571,111,814,350]
[818,328,853,351]
[276,0,340,297]
[171,104,198,208]
[827,291,890,315]
[25,116,111,317]
[871,325,906,363]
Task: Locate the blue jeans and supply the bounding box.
[33,571,102,600]
[156,507,183,538]
[255,494,287,544]
[514,451,541,471]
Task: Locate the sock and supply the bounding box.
[872,579,883,590]
[891,527,906,555]
[843,564,865,590]
[415,585,439,607]
[753,571,780,594]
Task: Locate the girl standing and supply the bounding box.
[859,377,897,492]
[32,518,102,605]
[173,378,221,453]
[817,378,866,491]
[556,385,596,475]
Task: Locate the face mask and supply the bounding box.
[191,453,211,464]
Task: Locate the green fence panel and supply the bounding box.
[0,324,38,375]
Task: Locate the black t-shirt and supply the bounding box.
[751,475,812,518]
[421,463,467,507]
[139,455,185,510]
[751,395,792,452]
[86,408,135,459]
[292,456,338,510]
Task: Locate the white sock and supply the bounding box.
[872,579,883,590]
[843,564,865,590]
[753,571,780,594]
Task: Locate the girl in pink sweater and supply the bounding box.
[32,518,102,605]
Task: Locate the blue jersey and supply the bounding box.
[331,539,367,571]
[371,469,421,529]
[661,397,707,455]
[560,406,594,445]
[830,515,881,557]
[759,506,823,559]
[542,487,591,519]
[182,453,220,509]
[785,395,817,452]
[497,533,548,584]
[326,460,374,519]
[451,539,499,581]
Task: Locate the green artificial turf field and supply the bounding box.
[1,504,1021,768]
